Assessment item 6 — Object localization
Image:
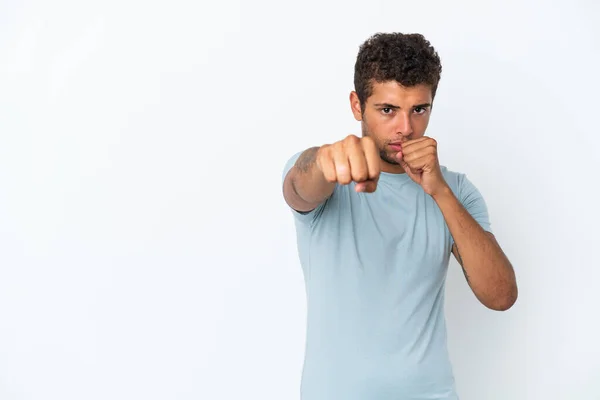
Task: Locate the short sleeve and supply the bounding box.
[281,151,328,225]
[453,173,493,243]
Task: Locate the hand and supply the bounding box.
[395,137,449,196]
[316,135,380,193]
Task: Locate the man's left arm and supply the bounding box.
[433,187,518,311]
[398,137,518,311]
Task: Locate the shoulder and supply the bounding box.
[441,166,493,234]
[440,165,485,203]
[440,165,466,192]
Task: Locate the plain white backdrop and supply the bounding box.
[1,0,599,399]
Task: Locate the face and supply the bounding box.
[350,80,433,173]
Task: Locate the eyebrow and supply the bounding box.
[374,103,432,109]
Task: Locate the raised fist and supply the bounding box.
[316,135,381,193]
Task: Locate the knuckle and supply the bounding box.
[362,138,377,152]
[338,176,351,185]
[335,142,347,155]
[325,174,337,183]
[330,143,344,158]
[344,134,360,145]
[361,136,374,145]
[335,162,348,173]
[354,169,368,182]
[321,162,333,175]
[318,144,332,158]
[335,166,350,182]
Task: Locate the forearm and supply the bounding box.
[284,147,336,212]
[433,186,518,310]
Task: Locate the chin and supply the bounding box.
[379,151,399,166]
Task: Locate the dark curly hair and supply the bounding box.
[354,32,442,111]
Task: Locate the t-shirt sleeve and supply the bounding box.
[453,173,493,243]
[281,151,329,225]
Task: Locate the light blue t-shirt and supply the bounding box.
[282,151,493,400]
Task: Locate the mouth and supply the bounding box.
[388,142,403,152]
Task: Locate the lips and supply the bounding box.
[389,142,403,151]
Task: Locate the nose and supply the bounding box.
[396,112,413,137]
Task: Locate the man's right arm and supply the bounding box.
[282,135,381,214]
[282,146,336,213]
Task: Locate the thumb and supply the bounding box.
[394,151,407,167]
[399,159,418,178]
[399,158,410,172]
[355,179,378,193]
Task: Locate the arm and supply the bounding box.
[282,136,380,213]
[282,147,336,213]
[397,137,517,311]
[433,187,518,311]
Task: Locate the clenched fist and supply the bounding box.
[395,136,449,197]
[316,135,381,193]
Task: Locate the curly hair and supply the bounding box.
[354,32,442,110]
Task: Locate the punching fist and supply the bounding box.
[316,135,381,193]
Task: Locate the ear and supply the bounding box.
[349,91,363,121]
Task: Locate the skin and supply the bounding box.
[283,80,518,311]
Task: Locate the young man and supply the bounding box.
[281,33,518,399]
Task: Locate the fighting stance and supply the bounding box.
[281,32,518,399]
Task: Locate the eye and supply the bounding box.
[414,107,428,114]
[381,108,393,115]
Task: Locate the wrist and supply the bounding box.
[431,184,454,201]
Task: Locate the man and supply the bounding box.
[281,32,518,399]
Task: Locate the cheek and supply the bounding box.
[365,113,397,143]
[366,115,389,134]
[411,116,430,133]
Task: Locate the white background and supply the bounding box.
[1,0,599,399]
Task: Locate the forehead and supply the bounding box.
[367,80,432,105]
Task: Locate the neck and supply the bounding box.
[380,160,406,174]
